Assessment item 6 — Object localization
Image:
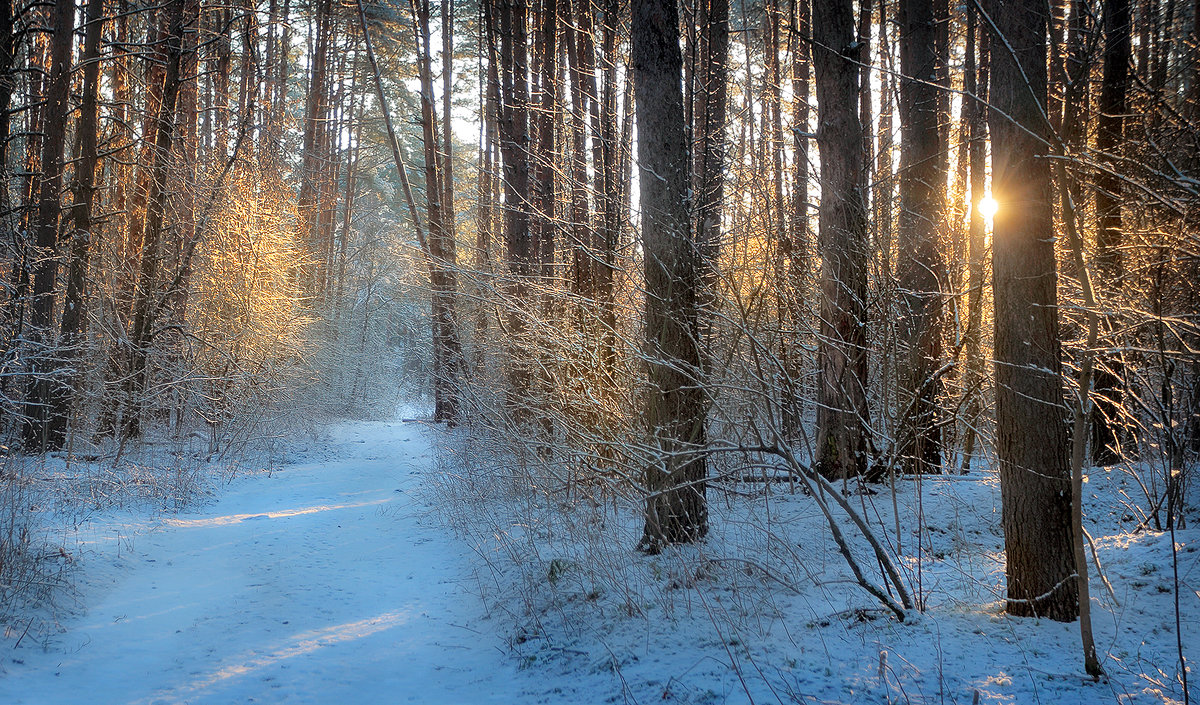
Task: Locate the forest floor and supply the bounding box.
[0,408,1197,704]
[0,414,535,704]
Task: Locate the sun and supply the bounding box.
[978,194,999,220]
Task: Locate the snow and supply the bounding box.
[430,439,1199,704]
[0,418,524,704]
[1,413,1197,704]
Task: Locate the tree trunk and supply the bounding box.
[124,0,195,439]
[633,0,708,552]
[596,0,621,378]
[767,0,788,418]
[783,0,810,440]
[441,0,457,270]
[858,0,873,227]
[986,0,1079,621]
[0,0,14,196]
[477,0,500,369]
[1060,0,1092,288]
[271,0,291,151]
[21,0,76,451]
[414,0,463,424]
[1091,0,1132,466]
[335,52,362,314]
[959,5,989,473]
[692,0,729,366]
[532,0,556,287]
[895,0,946,473]
[45,0,107,447]
[296,0,331,298]
[813,0,870,479]
[213,5,232,157]
[0,0,14,392]
[236,1,257,142]
[564,0,593,314]
[495,0,534,413]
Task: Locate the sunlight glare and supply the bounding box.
[978,195,999,220]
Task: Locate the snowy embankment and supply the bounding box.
[0,417,530,704]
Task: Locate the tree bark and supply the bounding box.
[124,0,195,439]
[296,0,331,298]
[595,0,621,378]
[986,0,1079,621]
[494,0,534,413]
[21,0,77,450]
[0,0,14,198]
[532,0,556,286]
[477,0,501,368]
[414,0,463,424]
[895,0,946,473]
[692,0,728,366]
[441,0,457,268]
[813,0,870,479]
[564,0,593,312]
[1091,0,1132,466]
[783,0,810,440]
[45,0,107,447]
[959,5,989,473]
[633,0,708,552]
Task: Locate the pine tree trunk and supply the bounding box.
[441,0,456,266]
[986,0,1079,621]
[21,0,77,450]
[693,0,728,336]
[0,0,13,397]
[0,0,13,195]
[414,0,463,425]
[783,0,810,440]
[495,0,533,414]
[532,0,556,288]
[895,0,946,474]
[477,1,500,368]
[813,0,870,479]
[858,0,873,225]
[296,0,330,298]
[45,0,106,447]
[959,5,988,473]
[124,0,194,439]
[1091,0,1133,466]
[596,0,621,378]
[564,0,592,314]
[633,0,708,552]
[335,53,362,312]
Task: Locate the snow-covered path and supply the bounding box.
[1,419,524,705]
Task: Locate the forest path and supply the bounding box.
[1,418,524,704]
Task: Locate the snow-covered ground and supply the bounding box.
[1,412,1197,704]
[432,431,1200,705]
[0,418,532,704]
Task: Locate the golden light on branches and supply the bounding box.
[188,164,316,423]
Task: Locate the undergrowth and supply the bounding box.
[428,424,1199,704]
